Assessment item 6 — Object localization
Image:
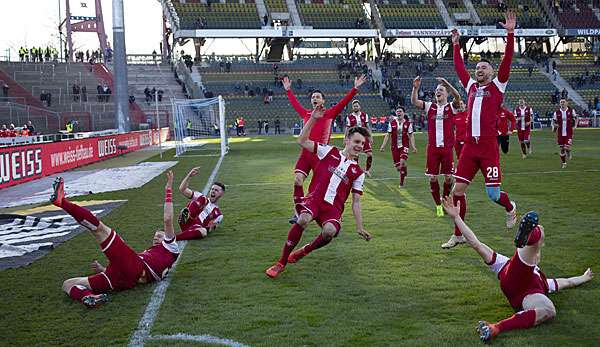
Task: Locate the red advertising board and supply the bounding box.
[578,118,591,127]
[0,128,169,189]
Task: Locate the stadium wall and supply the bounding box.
[0,128,169,189]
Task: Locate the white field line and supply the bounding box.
[128,155,237,347]
[228,169,600,187]
[149,333,250,347]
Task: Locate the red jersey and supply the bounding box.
[8,129,16,137]
[553,107,577,138]
[370,116,378,126]
[454,111,467,142]
[496,107,516,135]
[238,118,245,127]
[0,130,6,137]
[514,106,533,131]
[138,237,179,282]
[379,116,387,124]
[346,111,369,128]
[287,88,357,144]
[387,117,400,149]
[498,249,550,309]
[399,119,414,148]
[423,102,456,148]
[191,191,223,228]
[387,117,413,148]
[454,33,514,140]
[310,143,365,212]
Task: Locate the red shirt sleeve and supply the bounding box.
[286,89,308,119]
[453,44,471,88]
[497,32,514,83]
[326,87,358,119]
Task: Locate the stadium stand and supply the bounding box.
[549,0,600,28]
[377,0,446,29]
[297,0,370,29]
[173,1,262,29]
[556,54,600,110]
[265,0,288,12]
[471,0,545,28]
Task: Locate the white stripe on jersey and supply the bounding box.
[561,110,567,136]
[472,86,484,137]
[324,159,353,205]
[435,104,446,147]
[519,107,526,130]
[199,203,216,224]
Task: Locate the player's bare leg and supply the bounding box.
[91,260,105,274]
[289,222,337,263]
[559,146,568,168]
[399,160,408,187]
[443,183,467,248]
[62,276,108,308]
[289,173,306,224]
[267,212,312,278]
[364,153,373,177]
[520,141,527,159]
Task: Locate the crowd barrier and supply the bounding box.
[0,128,169,189]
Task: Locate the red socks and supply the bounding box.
[497,191,513,212]
[176,228,205,240]
[495,309,536,334]
[304,233,332,254]
[520,142,527,155]
[429,180,441,205]
[443,181,452,199]
[69,285,93,302]
[278,224,304,265]
[61,199,100,231]
[366,156,373,172]
[293,184,304,205]
[400,166,407,186]
[453,193,466,236]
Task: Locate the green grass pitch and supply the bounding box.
[1,129,599,346]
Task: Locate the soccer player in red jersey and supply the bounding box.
[552,98,578,168]
[176,167,225,240]
[345,100,373,176]
[265,107,372,278]
[442,196,594,343]
[411,76,461,217]
[496,106,516,154]
[514,98,534,159]
[449,11,518,249]
[380,107,417,187]
[284,75,367,224]
[53,172,180,308]
[454,100,468,159]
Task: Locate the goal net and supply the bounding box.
[172,96,228,157]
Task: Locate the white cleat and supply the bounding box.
[441,235,466,249]
[561,162,567,169]
[506,202,517,229]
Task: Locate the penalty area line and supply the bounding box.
[128,155,232,347]
[149,333,250,347]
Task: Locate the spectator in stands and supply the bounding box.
[263,15,269,26]
[264,120,269,135]
[129,95,135,104]
[528,66,533,77]
[81,85,87,102]
[72,82,80,102]
[0,124,7,137]
[267,89,273,103]
[258,120,263,135]
[274,118,281,134]
[552,68,558,81]
[7,124,16,137]
[144,87,151,104]
[238,117,246,136]
[158,89,164,102]
[25,121,35,135]
[219,61,225,72]
[1,81,8,98]
[97,84,103,102]
[20,124,29,136]
[40,90,52,107]
[103,83,111,102]
[561,88,568,100]
[225,61,231,73]
[296,78,303,89]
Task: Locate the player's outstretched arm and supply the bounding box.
[380,133,389,151]
[409,133,417,153]
[451,29,471,88]
[555,268,594,290]
[164,171,175,240]
[442,196,494,262]
[411,76,425,110]
[328,75,366,117]
[179,167,200,199]
[284,76,308,116]
[352,192,371,241]
[437,77,462,107]
[297,106,324,151]
[497,11,516,83]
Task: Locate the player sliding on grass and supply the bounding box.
[442,196,594,343]
[284,74,367,224]
[266,106,372,278]
[176,167,225,240]
[54,172,179,308]
[448,11,518,249]
[411,76,461,217]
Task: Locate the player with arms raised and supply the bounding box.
[448,11,518,249]
[266,106,372,278]
[284,75,367,223]
[380,107,417,187]
[53,172,179,308]
[442,196,594,343]
[411,76,461,217]
[176,167,225,240]
[514,98,534,158]
[552,98,578,168]
[346,100,374,177]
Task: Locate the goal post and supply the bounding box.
[171,96,228,157]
